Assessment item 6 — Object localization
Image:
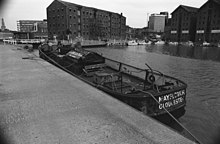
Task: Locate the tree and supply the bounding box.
[66,29,72,41]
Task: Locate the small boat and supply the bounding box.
[187,41,194,47]
[202,41,210,46]
[137,40,147,45]
[155,40,165,45]
[127,40,138,46]
[39,42,187,120]
[169,42,179,45]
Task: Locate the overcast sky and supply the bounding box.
[0,0,207,30]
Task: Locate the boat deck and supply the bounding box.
[80,65,167,96]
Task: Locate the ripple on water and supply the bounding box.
[88,45,220,144]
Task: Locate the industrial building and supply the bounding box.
[47,0,126,40]
[170,5,198,42]
[195,0,220,44]
[169,0,220,44]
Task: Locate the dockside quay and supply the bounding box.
[0,44,195,144]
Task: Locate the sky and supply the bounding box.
[0,0,207,30]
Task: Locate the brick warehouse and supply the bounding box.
[195,0,220,43]
[47,0,126,40]
[170,5,198,42]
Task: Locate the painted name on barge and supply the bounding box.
[158,89,186,110]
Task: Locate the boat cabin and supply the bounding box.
[65,50,105,65]
[63,49,105,75]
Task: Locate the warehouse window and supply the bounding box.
[77,10,80,16]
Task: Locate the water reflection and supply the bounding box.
[145,44,220,62]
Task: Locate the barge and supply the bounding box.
[38,42,187,121]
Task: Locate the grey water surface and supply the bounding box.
[88,44,220,144]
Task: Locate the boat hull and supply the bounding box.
[96,85,186,117]
[127,40,138,46]
[153,106,186,124]
[39,45,187,121]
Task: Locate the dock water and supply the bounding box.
[0,44,195,144]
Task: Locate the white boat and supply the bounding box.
[181,41,194,47]
[186,41,194,46]
[169,42,179,45]
[137,40,147,45]
[155,40,165,45]
[127,40,138,46]
[203,41,210,46]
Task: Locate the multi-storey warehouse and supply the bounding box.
[170,5,198,42]
[195,0,220,43]
[47,0,126,40]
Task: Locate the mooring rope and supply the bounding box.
[38,48,202,144]
[136,89,203,144]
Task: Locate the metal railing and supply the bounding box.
[3,39,45,45]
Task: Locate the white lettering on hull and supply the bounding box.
[158,90,185,110]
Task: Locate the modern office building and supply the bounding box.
[170,5,198,42]
[47,0,126,40]
[17,20,42,32]
[195,0,220,43]
[33,20,48,38]
[160,12,169,26]
[148,14,166,33]
[17,20,48,39]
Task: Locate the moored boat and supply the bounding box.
[137,40,147,45]
[39,42,187,120]
[155,40,165,45]
[127,40,138,46]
